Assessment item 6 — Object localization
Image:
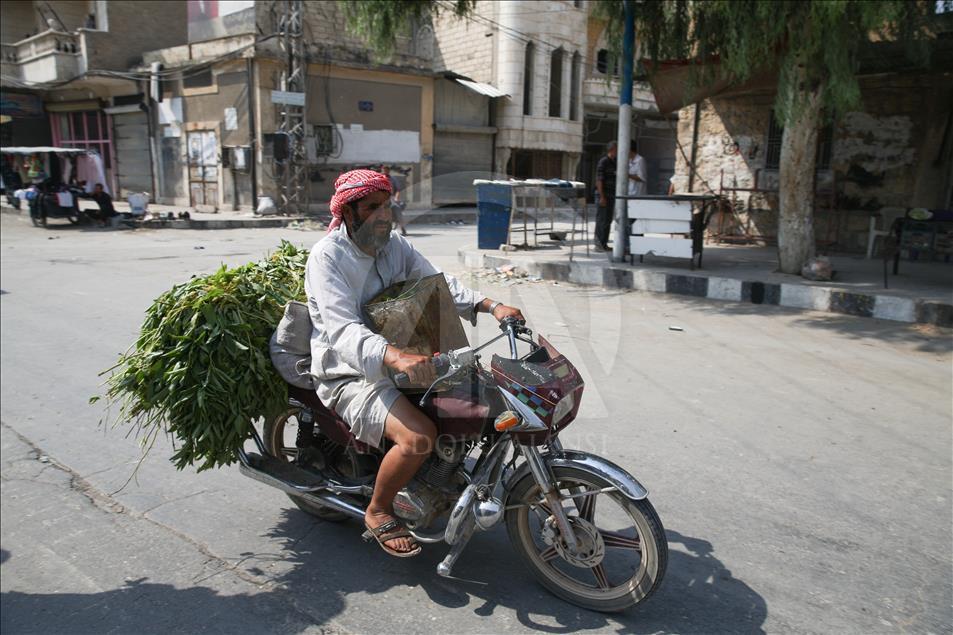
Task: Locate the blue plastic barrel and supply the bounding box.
[475,182,512,249]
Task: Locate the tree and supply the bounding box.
[342,0,475,54]
[344,0,940,274]
[595,0,939,274]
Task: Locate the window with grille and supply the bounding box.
[549,48,564,118]
[764,110,834,170]
[570,52,580,121]
[765,112,784,169]
[523,43,534,116]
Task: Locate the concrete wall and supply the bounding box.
[674,72,953,250]
[432,1,497,83]
[82,1,187,71]
[254,0,429,72]
[1,1,35,43]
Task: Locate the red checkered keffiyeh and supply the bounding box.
[327,169,393,232]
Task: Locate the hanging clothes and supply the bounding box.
[60,154,73,184]
[75,153,109,194]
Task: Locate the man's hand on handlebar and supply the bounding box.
[491,303,525,323]
[384,346,436,385]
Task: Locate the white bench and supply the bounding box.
[627,198,699,267]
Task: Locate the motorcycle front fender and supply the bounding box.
[504,449,649,503]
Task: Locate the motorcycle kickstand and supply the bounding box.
[436,520,476,577]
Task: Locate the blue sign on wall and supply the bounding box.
[358,100,374,112]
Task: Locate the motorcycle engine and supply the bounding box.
[393,438,470,530]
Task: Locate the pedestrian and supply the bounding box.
[80,183,117,227]
[594,141,617,252]
[380,165,408,236]
[627,140,647,197]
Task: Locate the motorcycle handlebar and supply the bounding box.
[392,353,451,389]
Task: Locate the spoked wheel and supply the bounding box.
[505,465,668,612]
[263,407,348,522]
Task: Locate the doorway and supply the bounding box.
[187,130,218,209]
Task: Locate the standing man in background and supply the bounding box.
[594,141,617,252]
[627,140,647,197]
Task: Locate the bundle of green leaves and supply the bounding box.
[96,241,309,471]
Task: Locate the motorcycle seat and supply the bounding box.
[287,384,373,452]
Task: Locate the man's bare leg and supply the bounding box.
[365,394,436,553]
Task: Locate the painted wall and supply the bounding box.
[674,72,953,250]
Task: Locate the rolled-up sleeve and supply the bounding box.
[402,241,485,323]
[307,252,389,382]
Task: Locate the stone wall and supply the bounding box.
[674,72,953,251]
[259,0,430,72]
[432,1,496,83]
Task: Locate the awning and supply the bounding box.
[644,59,775,114]
[454,78,508,99]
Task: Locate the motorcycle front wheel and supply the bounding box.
[505,465,667,612]
[263,407,349,522]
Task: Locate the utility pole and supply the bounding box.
[612,0,635,262]
[276,0,308,215]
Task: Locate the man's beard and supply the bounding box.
[350,214,392,250]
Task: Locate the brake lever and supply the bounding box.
[417,365,461,407]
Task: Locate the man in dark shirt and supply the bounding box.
[83,183,117,227]
[594,141,617,252]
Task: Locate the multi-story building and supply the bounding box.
[433,0,588,182]
[1,0,188,197]
[139,0,438,212]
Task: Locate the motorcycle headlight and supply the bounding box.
[552,390,575,424]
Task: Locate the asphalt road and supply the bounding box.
[1,212,951,634]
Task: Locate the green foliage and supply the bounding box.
[594,0,939,124]
[342,0,476,54]
[96,242,309,472]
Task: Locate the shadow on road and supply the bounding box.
[0,510,767,634]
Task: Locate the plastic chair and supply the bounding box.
[866,207,906,259]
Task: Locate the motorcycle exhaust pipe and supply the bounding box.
[298,491,366,520]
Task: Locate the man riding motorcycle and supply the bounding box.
[305,169,523,557]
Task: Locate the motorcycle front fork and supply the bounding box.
[436,436,577,577]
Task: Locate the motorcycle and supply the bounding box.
[238,317,667,612]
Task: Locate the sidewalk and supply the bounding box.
[458,224,953,327]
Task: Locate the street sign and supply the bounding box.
[270,90,305,106]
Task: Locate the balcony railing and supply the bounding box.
[1,30,82,84]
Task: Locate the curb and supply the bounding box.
[1,205,303,230]
[458,249,953,328]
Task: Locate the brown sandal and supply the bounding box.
[361,518,422,558]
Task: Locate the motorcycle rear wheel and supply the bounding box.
[263,407,349,522]
[505,465,667,613]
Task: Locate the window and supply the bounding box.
[183,68,214,90]
[570,52,580,121]
[816,123,833,170]
[765,112,783,169]
[765,110,834,170]
[596,48,619,77]
[523,43,534,116]
[549,47,564,118]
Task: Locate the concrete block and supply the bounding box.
[458,249,484,269]
[630,270,666,293]
[780,284,832,311]
[829,291,875,318]
[915,301,953,327]
[742,281,781,305]
[568,262,603,286]
[603,267,633,289]
[707,277,743,302]
[872,295,916,323]
[538,261,571,282]
[665,274,709,297]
